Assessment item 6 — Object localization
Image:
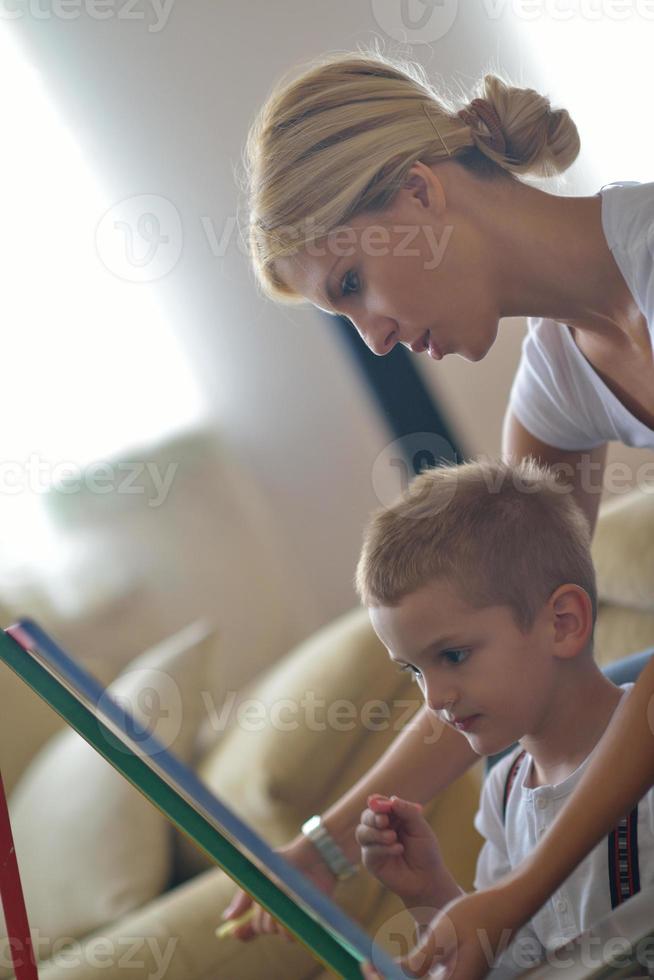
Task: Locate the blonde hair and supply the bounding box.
[242,46,580,305]
[355,458,597,634]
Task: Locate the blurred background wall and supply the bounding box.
[1,0,653,695]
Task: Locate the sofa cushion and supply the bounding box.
[175,606,421,877]
[592,487,654,613]
[0,619,217,975]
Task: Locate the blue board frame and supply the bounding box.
[0,619,409,980]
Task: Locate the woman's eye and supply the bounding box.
[442,649,469,666]
[340,270,359,297]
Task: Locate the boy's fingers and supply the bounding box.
[360,806,391,831]
[387,796,426,830]
[368,794,393,816]
[360,960,384,979]
[389,796,423,814]
[357,823,398,845]
[362,843,404,863]
[222,890,250,920]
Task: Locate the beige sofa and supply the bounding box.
[0,486,653,980]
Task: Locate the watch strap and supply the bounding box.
[301,815,358,881]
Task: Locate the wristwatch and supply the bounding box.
[300,815,358,881]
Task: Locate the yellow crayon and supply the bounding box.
[215,906,256,940]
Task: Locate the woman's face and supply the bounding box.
[273,161,504,362]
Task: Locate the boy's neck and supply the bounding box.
[519,661,625,789]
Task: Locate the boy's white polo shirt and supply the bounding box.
[472,682,654,976]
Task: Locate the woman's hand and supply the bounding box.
[219,834,337,941]
[360,882,526,979]
[356,793,449,906]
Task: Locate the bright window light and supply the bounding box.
[0,24,206,472]
[0,24,207,596]
[510,7,652,187]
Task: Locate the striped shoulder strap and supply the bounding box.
[502,748,527,823]
[608,805,641,907]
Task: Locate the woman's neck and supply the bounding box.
[449,169,641,341]
[502,187,639,339]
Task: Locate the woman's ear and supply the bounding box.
[549,584,594,659]
[400,161,446,215]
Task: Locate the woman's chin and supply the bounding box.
[462,326,500,362]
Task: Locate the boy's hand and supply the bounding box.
[219,836,336,942]
[355,793,447,905]
[360,882,526,979]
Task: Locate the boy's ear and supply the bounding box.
[548,584,593,658]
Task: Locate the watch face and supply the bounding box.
[302,815,322,835]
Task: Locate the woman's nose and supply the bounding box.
[354,318,399,356]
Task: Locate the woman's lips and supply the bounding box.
[428,337,443,360]
[407,330,445,359]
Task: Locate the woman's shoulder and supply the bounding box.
[599,178,654,256]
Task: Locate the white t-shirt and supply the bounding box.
[472,683,654,977]
[508,180,654,450]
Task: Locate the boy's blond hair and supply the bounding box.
[355,457,597,633]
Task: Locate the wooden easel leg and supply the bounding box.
[0,771,38,979]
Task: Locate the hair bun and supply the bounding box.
[457,99,506,156]
[476,74,580,178]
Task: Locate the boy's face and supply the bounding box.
[368,578,559,757]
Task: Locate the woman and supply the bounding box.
[224,49,654,976]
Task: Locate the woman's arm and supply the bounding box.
[314,707,479,864]
[506,650,654,912]
[221,708,479,939]
[502,409,608,534]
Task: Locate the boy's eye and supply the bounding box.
[442,649,469,665]
[340,270,359,297]
[398,664,422,682]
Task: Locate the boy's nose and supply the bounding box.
[425,690,457,716]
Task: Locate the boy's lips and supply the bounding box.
[450,714,481,731]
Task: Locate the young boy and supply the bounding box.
[354,458,654,978]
